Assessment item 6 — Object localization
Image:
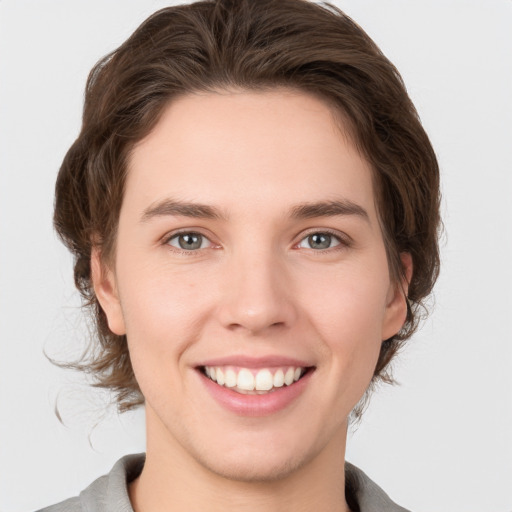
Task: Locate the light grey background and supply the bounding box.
[1,1,511,511]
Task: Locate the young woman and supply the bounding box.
[39,1,440,510]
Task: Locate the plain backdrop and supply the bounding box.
[1,1,511,511]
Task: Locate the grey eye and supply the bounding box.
[168,232,208,250]
[298,232,340,250]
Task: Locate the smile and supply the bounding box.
[202,366,306,394]
[196,357,315,416]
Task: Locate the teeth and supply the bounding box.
[273,369,284,388]
[284,368,295,386]
[203,365,306,393]
[225,369,237,388]
[255,369,273,391]
[237,369,255,390]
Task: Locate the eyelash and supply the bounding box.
[295,228,352,252]
[164,230,217,255]
[162,228,351,254]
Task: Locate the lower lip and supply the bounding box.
[198,369,313,417]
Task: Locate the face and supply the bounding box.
[94,89,408,481]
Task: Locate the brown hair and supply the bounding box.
[54,0,440,414]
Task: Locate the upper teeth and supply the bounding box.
[204,366,305,393]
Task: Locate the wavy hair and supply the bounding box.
[54,0,441,415]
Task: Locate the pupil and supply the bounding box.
[179,233,201,250]
[309,233,331,249]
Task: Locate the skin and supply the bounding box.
[93,89,410,512]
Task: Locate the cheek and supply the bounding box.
[116,260,214,370]
[116,264,217,414]
[301,260,390,339]
[298,261,389,386]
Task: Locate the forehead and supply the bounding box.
[125,89,377,223]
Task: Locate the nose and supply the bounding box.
[216,249,298,335]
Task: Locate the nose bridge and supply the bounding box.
[217,242,296,334]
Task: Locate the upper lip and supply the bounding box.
[195,355,314,369]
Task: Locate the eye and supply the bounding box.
[297,232,341,250]
[167,232,211,251]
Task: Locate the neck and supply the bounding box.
[129,408,351,512]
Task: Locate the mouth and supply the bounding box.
[199,365,314,395]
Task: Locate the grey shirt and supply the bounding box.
[37,454,411,512]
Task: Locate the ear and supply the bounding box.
[381,252,413,340]
[91,247,126,336]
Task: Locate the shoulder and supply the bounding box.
[345,462,412,512]
[35,453,145,512]
[36,455,409,512]
[36,495,82,512]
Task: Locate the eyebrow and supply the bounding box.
[141,199,226,222]
[289,200,370,222]
[140,198,369,223]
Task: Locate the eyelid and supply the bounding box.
[159,227,352,253]
[294,228,353,250]
[162,228,220,253]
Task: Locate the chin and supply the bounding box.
[197,447,312,483]
[182,425,329,484]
